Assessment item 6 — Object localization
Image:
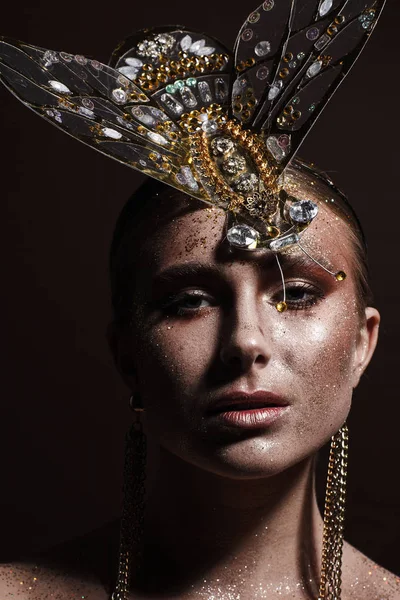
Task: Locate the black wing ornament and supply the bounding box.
[0,0,385,251]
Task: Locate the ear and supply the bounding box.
[352,306,380,388]
[106,321,138,392]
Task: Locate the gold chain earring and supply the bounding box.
[111,396,147,600]
[318,423,349,600]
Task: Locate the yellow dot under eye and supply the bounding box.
[276,301,287,313]
[335,271,347,281]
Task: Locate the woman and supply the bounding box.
[0,0,399,597]
[1,162,400,599]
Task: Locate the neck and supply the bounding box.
[133,445,324,599]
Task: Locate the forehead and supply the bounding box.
[140,199,354,275]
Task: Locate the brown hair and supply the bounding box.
[109,158,373,325]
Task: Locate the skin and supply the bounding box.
[1,195,400,599]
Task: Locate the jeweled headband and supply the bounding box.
[0,0,385,311]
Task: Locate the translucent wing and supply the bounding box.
[0,34,230,203]
[231,0,386,168]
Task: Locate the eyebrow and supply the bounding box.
[153,250,332,286]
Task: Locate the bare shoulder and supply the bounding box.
[342,541,400,600]
[0,520,119,599]
[0,560,108,599]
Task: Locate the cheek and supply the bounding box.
[273,308,357,437]
[133,312,220,403]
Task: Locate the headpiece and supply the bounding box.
[0,0,385,311]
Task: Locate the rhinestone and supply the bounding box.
[125,57,143,68]
[160,93,184,116]
[278,134,290,149]
[42,50,59,67]
[166,84,176,93]
[180,34,192,51]
[248,11,260,23]
[198,81,213,102]
[306,60,322,78]
[201,119,218,135]
[233,173,258,193]
[315,33,330,51]
[147,131,168,145]
[118,66,139,80]
[268,81,283,100]
[45,109,62,123]
[91,60,102,70]
[306,27,320,41]
[255,41,271,57]
[186,77,197,87]
[335,271,347,281]
[214,78,228,101]
[227,224,259,249]
[75,54,87,65]
[256,66,269,80]
[319,0,333,17]
[211,136,235,156]
[263,0,274,10]
[289,60,297,69]
[117,75,130,88]
[82,98,94,109]
[289,200,318,224]
[77,106,94,118]
[175,80,185,89]
[221,155,246,175]
[292,96,300,104]
[112,88,128,104]
[276,301,287,313]
[269,232,299,252]
[309,103,316,112]
[297,52,305,60]
[266,136,285,162]
[241,29,253,42]
[60,52,73,62]
[48,80,72,94]
[102,127,122,139]
[179,86,198,108]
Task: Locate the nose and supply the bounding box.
[219,295,271,372]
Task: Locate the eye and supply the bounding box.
[162,290,215,316]
[275,282,324,310]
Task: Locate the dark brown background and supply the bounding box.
[1,0,399,574]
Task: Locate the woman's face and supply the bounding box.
[117,197,379,479]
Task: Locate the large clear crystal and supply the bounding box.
[201,119,218,135]
[102,127,123,140]
[227,224,259,249]
[179,86,198,108]
[233,173,258,193]
[211,136,235,156]
[198,81,213,103]
[306,60,322,79]
[221,155,246,175]
[48,80,72,94]
[125,57,143,68]
[268,80,283,100]
[112,87,128,104]
[269,233,299,252]
[319,0,333,17]
[42,50,59,67]
[266,136,285,162]
[289,200,318,224]
[160,93,184,116]
[254,41,271,57]
[214,78,228,101]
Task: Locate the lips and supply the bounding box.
[207,391,289,414]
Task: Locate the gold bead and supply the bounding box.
[279,68,289,78]
[283,52,293,62]
[267,225,279,237]
[276,301,287,313]
[335,271,347,281]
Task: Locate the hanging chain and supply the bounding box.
[111,413,147,600]
[318,423,349,600]
[111,419,348,600]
